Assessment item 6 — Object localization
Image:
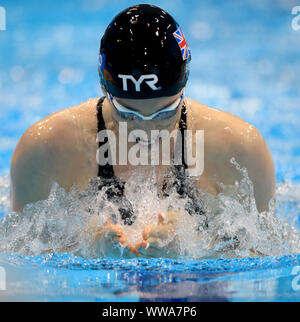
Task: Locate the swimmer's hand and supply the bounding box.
[86,217,140,255]
[86,211,184,257]
[136,211,184,257]
[95,219,126,244]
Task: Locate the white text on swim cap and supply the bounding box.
[118,74,161,92]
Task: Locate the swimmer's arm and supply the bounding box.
[218,126,276,213]
[235,128,275,213]
[10,125,54,212]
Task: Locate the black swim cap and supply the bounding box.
[99,4,191,99]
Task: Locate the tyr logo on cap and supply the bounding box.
[118,74,161,92]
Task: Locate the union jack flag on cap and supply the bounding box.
[173,26,191,61]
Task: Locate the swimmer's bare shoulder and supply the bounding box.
[10,98,100,212]
[187,98,276,212]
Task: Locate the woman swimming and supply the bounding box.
[10,4,275,256]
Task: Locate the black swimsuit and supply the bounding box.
[96,96,204,225]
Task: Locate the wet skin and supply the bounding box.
[10,92,276,255]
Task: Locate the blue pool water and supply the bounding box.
[0,0,300,301]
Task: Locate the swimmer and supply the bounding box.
[10,4,275,256]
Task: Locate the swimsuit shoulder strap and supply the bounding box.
[96,96,115,179]
[96,97,135,225]
[178,99,188,170]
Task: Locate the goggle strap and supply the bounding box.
[109,93,183,121]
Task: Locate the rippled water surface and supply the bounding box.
[0,0,300,301]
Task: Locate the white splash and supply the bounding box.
[0,160,300,260]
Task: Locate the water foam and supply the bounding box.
[0,160,300,259]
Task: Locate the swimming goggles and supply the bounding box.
[108,93,184,121]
